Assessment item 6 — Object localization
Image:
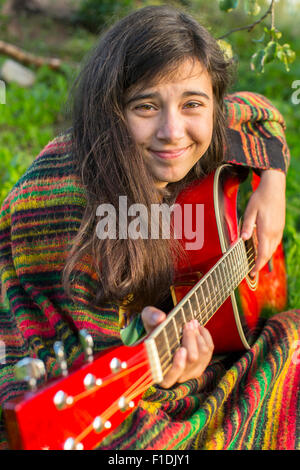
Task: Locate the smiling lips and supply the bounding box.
[149,145,192,160]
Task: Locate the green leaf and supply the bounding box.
[250,49,266,73]
[252,33,265,44]
[217,39,234,59]
[244,0,261,16]
[218,0,239,12]
[264,41,278,64]
[276,43,296,72]
[282,44,296,62]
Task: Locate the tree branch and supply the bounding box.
[217,0,276,40]
[0,40,62,70]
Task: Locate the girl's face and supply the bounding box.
[124,59,214,188]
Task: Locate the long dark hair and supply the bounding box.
[63,5,232,312]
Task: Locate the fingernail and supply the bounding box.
[152,312,162,324]
[178,348,186,360]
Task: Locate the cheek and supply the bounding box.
[192,118,214,146]
[126,114,154,146]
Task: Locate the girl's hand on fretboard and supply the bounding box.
[141,306,214,388]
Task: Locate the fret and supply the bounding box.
[201,280,211,307]
[207,273,218,316]
[220,259,228,298]
[214,263,223,305]
[162,328,172,360]
[188,293,199,319]
[166,318,179,356]
[211,268,220,301]
[193,290,201,316]
[179,307,187,326]
[182,302,193,323]
[232,244,240,286]
[238,242,247,278]
[172,315,180,345]
[244,240,250,270]
[238,241,247,276]
[200,281,211,324]
[223,254,231,284]
[228,248,235,277]
[235,245,242,286]
[198,284,206,312]
[155,330,168,360]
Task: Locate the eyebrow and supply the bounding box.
[125,90,210,105]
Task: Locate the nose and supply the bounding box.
[155,108,186,143]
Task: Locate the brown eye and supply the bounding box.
[184,102,203,109]
[135,104,156,111]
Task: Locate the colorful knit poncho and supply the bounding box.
[0,91,299,450]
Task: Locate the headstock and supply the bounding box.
[3,335,152,450]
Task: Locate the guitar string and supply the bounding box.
[157,250,256,369]
[70,358,150,404]
[74,369,153,443]
[157,262,254,373]
[75,376,153,447]
[157,245,256,371]
[74,370,154,447]
[91,377,154,449]
[169,243,255,329]
[157,256,255,374]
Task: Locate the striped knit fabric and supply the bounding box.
[99,311,300,450]
[0,92,298,450]
[224,91,290,173]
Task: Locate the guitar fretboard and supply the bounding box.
[145,237,256,383]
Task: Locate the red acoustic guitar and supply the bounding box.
[3,164,287,450]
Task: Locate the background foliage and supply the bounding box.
[0,0,299,308]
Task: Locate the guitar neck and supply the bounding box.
[145,237,256,383]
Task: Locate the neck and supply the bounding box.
[145,236,255,383]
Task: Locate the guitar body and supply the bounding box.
[172,164,287,353]
[3,164,288,450]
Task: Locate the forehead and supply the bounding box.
[125,58,212,98]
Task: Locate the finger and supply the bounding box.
[141,306,166,334]
[198,325,214,352]
[159,347,187,389]
[251,236,270,276]
[241,203,257,241]
[251,238,280,276]
[182,320,201,363]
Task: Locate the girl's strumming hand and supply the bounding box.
[141,306,214,389]
[241,169,286,277]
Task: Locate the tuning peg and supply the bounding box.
[53,341,68,377]
[79,329,94,363]
[14,357,46,391]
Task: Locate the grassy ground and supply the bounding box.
[0,7,299,309]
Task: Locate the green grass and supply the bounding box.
[0,64,74,203]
